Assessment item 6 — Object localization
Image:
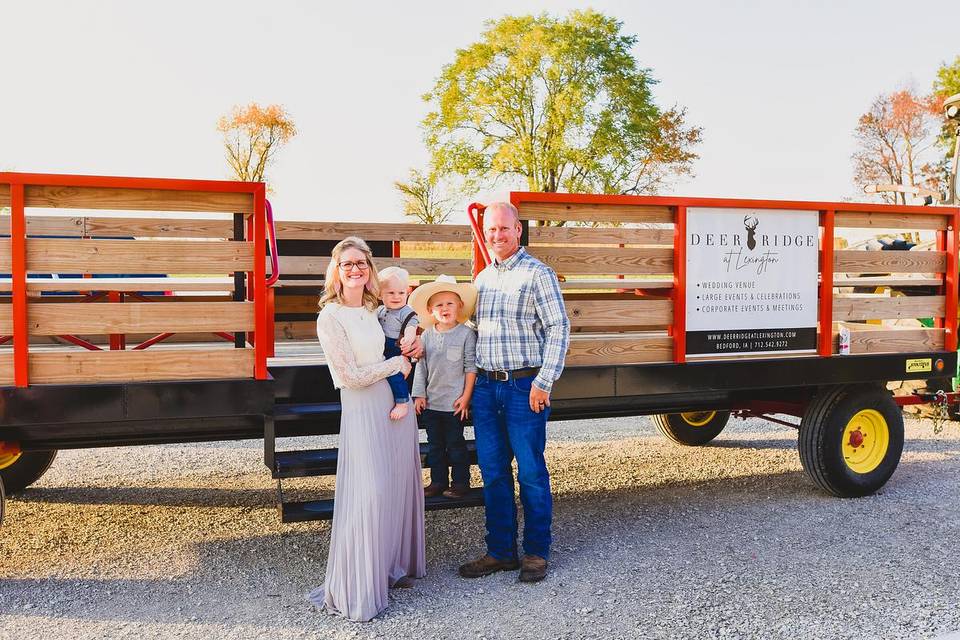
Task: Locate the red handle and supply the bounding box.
[467,202,491,269]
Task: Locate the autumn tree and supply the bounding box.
[393,168,458,224]
[422,10,701,200]
[217,103,297,183]
[852,89,944,204]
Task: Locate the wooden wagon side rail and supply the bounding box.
[508,191,960,364]
[0,172,273,386]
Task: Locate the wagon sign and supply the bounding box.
[685,207,819,356]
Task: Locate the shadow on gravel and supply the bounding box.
[12,486,286,507]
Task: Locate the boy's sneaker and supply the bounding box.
[442,484,470,499]
[424,483,446,498]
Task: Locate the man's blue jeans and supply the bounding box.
[471,374,552,561]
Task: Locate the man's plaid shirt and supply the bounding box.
[474,247,571,392]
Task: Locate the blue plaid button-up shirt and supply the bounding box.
[474,247,570,392]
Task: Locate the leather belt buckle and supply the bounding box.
[492,370,509,381]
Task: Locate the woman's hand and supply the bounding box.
[401,335,424,360]
[399,356,412,379]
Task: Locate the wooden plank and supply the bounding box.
[566,333,673,365]
[531,246,674,275]
[843,327,945,354]
[559,278,674,290]
[24,348,255,384]
[0,215,84,237]
[0,277,235,292]
[832,295,945,321]
[566,299,672,329]
[276,221,473,242]
[278,256,472,277]
[84,216,233,238]
[518,202,673,224]
[18,301,254,335]
[835,211,948,230]
[0,185,254,214]
[833,276,942,288]
[834,250,946,274]
[528,226,673,245]
[276,321,319,341]
[4,239,254,274]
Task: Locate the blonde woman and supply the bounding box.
[308,237,426,622]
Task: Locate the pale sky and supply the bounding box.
[2,1,958,222]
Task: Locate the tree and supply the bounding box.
[852,89,943,204]
[393,169,457,224]
[422,10,701,201]
[934,55,960,152]
[217,103,297,183]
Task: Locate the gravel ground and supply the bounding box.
[1,413,959,640]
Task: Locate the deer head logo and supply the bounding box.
[743,216,759,250]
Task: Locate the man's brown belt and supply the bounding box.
[478,367,540,382]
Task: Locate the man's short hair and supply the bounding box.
[484,201,520,224]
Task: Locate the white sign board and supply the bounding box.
[685,207,819,356]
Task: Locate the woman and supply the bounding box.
[308,236,426,622]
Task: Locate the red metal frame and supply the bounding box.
[818,210,835,356]
[1,172,273,384]
[508,192,960,366]
[467,203,490,278]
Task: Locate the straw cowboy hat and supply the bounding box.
[408,274,478,326]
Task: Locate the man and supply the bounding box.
[459,201,570,583]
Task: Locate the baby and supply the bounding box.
[377,267,420,421]
[408,275,478,499]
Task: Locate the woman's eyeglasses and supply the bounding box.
[338,260,370,272]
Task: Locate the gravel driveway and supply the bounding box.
[1,414,959,640]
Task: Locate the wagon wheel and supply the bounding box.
[0,443,58,494]
[798,385,904,497]
[652,410,730,446]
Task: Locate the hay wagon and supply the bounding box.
[1,172,957,523]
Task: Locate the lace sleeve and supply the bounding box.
[317,310,403,389]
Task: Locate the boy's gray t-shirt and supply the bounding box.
[411,323,478,412]
[377,304,419,340]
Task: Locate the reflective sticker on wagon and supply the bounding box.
[905,358,932,373]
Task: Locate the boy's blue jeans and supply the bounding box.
[383,337,411,403]
[420,409,470,487]
[470,374,552,561]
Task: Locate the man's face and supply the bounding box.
[483,207,522,262]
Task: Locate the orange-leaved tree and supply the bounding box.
[217,103,297,183]
[852,89,944,204]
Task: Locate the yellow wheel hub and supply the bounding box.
[0,441,22,471]
[680,411,716,427]
[842,409,889,474]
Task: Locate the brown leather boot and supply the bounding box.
[458,554,520,578]
[424,483,446,498]
[519,555,548,583]
[442,484,470,499]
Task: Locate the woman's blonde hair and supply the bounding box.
[318,236,381,311]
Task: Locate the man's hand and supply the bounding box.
[529,385,551,414]
[413,397,427,415]
[401,335,424,360]
[453,394,470,421]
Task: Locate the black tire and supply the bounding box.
[799,385,904,497]
[0,450,58,494]
[652,411,730,446]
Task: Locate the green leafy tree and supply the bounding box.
[393,168,458,224]
[934,55,960,153]
[422,10,701,201]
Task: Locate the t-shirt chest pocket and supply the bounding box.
[445,346,461,362]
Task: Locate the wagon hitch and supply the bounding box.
[896,389,959,434]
